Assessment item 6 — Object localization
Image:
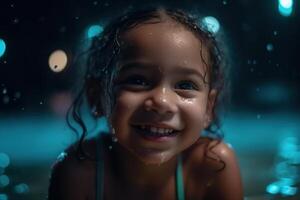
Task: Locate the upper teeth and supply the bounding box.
[140,125,174,134]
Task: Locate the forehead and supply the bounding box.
[119,21,210,74]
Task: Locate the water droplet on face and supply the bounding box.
[180,96,195,104]
[159,152,166,164]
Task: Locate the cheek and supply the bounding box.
[180,96,208,128]
[111,92,141,128]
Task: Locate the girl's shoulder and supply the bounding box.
[48,138,98,200]
[185,137,243,200]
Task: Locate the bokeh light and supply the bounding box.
[48,50,68,72]
[0,39,6,58]
[0,194,8,200]
[0,153,10,168]
[0,175,10,187]
[201,16,220,34]
[278,0,293,16]
[87,25,103,38]
[266,182,280,194]
[14,183,30,194]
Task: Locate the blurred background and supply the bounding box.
[0,0,299,199]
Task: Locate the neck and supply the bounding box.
[110,142,178,189]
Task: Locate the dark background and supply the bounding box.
[0,0,299,199]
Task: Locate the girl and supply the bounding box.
[48,7,243,200]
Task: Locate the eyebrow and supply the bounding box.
[118,61,206,80]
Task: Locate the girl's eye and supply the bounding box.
[123,75,149,87]
[175,81,199,90]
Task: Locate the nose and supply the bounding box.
[143,86,178,115]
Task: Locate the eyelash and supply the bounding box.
[175,81,199,91]
[122,75,149,87]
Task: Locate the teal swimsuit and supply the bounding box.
[96,135,185,200]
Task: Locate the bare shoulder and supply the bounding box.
[48,138,97,200]
[186,138,243,200]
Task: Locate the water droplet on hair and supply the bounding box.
[111,128,116,134]
[112,136,118,142]
[273,31,278,36]
[2,88,7,94]
[222,0,227,5]
[108,145,113,150]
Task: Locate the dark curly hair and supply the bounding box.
[67,7,230,170]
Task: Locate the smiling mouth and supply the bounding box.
[133,125,179,138]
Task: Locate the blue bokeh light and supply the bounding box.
[14,183,30,194]
[278,0,293,16]
[266,182,280,194]
[0,39,6,58]
[0,175,10,187]
[201,16,220,34]
[0,194,8,200]
[87,25,104,38]
[251,82,292,105]
[0,153,10,168]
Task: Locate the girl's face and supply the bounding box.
[110,21,216,164]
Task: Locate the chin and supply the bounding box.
[131,147,176,165]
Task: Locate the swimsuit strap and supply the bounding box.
[176,155,185,200]
[96,134,104,200]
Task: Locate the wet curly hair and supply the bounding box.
[67,6,230,170]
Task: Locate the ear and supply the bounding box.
[85,78,103,117]
[204,89,218,128]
